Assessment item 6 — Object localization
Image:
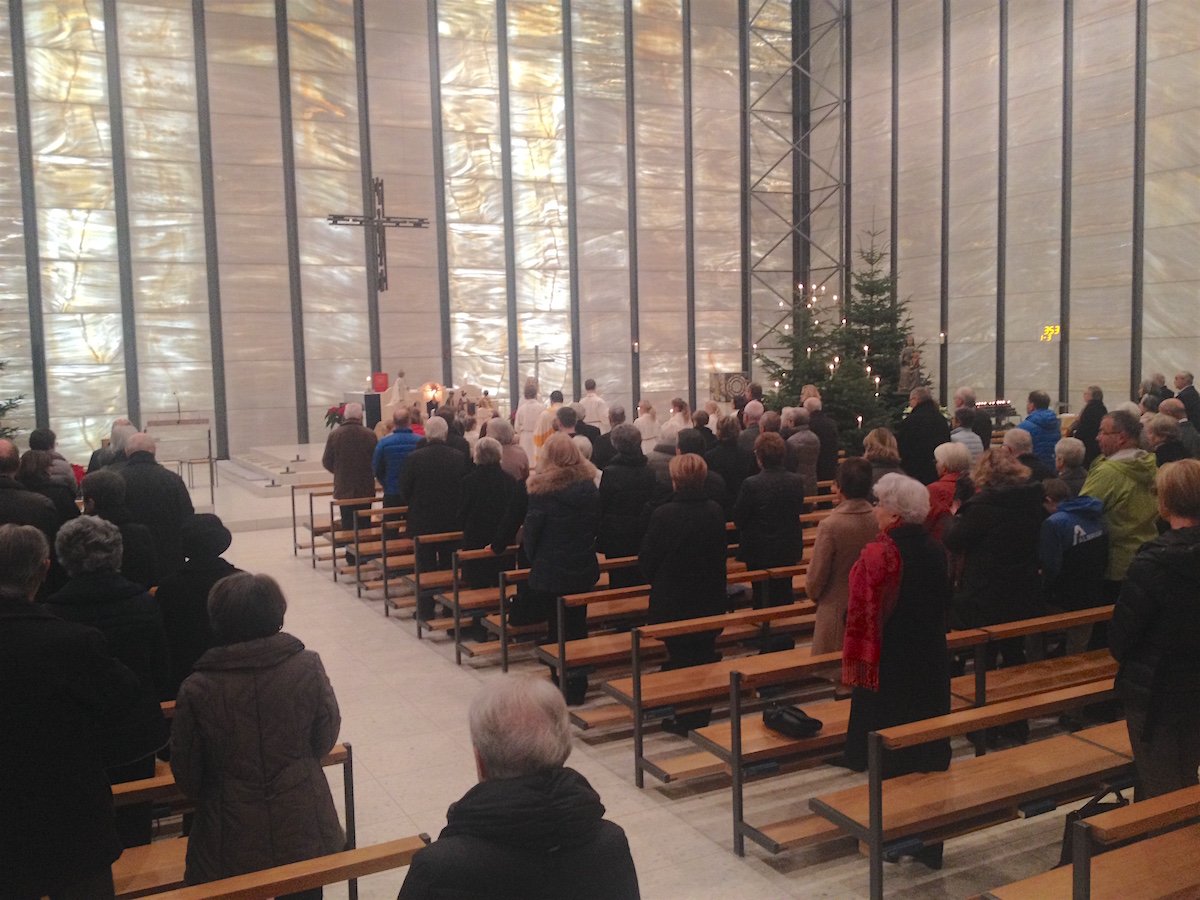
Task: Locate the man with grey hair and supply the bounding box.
[785,406,820,494]
[804,396,840,481]
[954,385,993,448]
[119,432,194,582]
[1054,437,1089,496]
[0,437,57,540]
[82,468,157,589]
[1174,371,1200,425]
[374,407,423,512]
[87,417,137,473]
[1002,427,1055,482]
[485,416,530,482]
[1159,397,1200,457]
[590,405,626,470]
[897,387,951,485]
[737,399,764,455]
[1146,413,1189,465]
[950,407,985,463]
[322,400,378,536]
[400,414,468,588]
[1,523,167,898]
[398,676,639,899]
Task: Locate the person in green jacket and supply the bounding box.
[1081,409,1160,603]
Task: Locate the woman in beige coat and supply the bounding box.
[806,457,879,655]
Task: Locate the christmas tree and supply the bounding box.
[758,230,921,450]
[0,360,21,440]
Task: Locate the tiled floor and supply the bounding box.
[225,521,1077,899]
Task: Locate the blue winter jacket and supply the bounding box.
[1040,495,1109,611]
[372,427,422,495]
[1018,408,1061,471]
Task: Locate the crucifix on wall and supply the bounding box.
[327,177,428,292]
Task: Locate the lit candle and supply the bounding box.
[774,380,779,388]
[829,363,835,374]
[806,346,812,358]
[833,355,840,365]
[875,376,880,386]
[866,365,872,375]
[752,342,758,351]
[863,344,870,355]
[856,415,863,429]
[821,285,826,294]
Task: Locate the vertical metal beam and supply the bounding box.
[563,0,583,399]
[889,0,899,307]
[192,0,229,458]
[995,0,1008,398]
[939,0,950,403]
[1130,0,1147,399]
[842,2,853,314]
[682,0,697,410]
[624,0,641,396]
[102,0,140,427]
[9,0,48,429]
[738,0,751,374]
[792,0,810,337]
[274,0,309,443]
[496,0,520,400]
[352,0,381,374]
[427,0,453,388]
[1059,0,1073,405]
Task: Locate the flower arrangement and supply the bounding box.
[324,403,346,429]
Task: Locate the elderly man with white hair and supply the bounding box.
[398,676,639,899]
[953,385,992,448]
[118,432,194,582]
[1159,397,1200,457]
[736,399,764,454]
[87,417,138,473]
[1002,426,1055,482]
[322,401,378,536]
[804,395,841,481]
[1054,436,1089,496]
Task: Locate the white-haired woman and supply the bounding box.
[1055,436,1088,497]
[927,441,974,541]
[458,437,518,591]
[843,473,952,786]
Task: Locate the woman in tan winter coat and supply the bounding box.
[805,458,879,655]
[171,573,343,897]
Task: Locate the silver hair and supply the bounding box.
[803,396,822,413]
[487,417,514,444]
[742,400,764,423]
[110,421,138,453]
[1147,413,1180,442]
[933,441,972,474]
[469,676,572,780]
[1002,428,1033,453]
[610,422,642,456]
[343,402,363,421]
[910,386,933,405]
[125,432,156,456]
[0,523,50,598]
[780,407,797,428]
[424,416,448,442]
[473,436,502,466]
[954,386,976,406]
[56,515,124,578]
[873,472,931,525]
[1055,437,1085,468]
[608,404,626,425]
[571,434,593,460]
[792,406,810,426]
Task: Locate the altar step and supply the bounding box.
[225,443,330,492]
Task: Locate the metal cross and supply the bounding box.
[327,177,428,292]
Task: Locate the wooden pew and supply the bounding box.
[408,531,465,634]
[153,835,430,900]
[981,784,1200,899]
[112,743,357,898]
[808,680,1127,900]
[289,480,332,557]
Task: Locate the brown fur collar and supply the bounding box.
[527,462,597,495]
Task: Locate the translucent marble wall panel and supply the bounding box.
[0,12,36,437]
[692,0,744,402]
[1068,2,1135,403]
[438,0,512,406]
[945,2,998,401]
[289,2,370,438]
[1141,0,1200,382]
[119,0,214,458]
[895,3,944,392]
[632,0,685,409]
[850,0,891,263]
[1003,2,1062,409]
[206,4,295,452]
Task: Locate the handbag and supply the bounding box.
[1056,784,1130,867]
[762,704,824,739]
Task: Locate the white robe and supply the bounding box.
[514,398,546,464]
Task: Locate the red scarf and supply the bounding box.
[842,528,903,691]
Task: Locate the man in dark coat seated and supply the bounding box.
[0,523,167,900]
[397,676,640,900]
[897,386,951,485]
[119,432,195,582]
[82,469,158,589]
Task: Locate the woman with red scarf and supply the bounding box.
[843,472,953,778]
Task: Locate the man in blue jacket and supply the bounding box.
[1018,390,1061,472]
[373,408,422,512]
[1040,478,1108,655]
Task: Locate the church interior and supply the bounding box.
[2,0,1199,897]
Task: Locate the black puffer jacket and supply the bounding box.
[944,482,1047,627]
[43,571,171,700]
[397,767,639,899]
[597,452,656,560]
[524,471,600,596]
[171,632,344,885]
[1110,526,1200,713]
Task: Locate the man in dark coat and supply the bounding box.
[705,414,756,517]
[804,397,841,481]
[119,432,195,582]
[597,423,657,588]
[1069,385,1108,466]
[1174,371,1200,426]
[953,386,993,450]
[82,468,158,590]
[734,433,807,608]
[0,438,57,538]
[0,523,167,899]
[322,401,378,533]
[398,677,639,900]
[1160,398,1200,458]
[457,438,518,591]
[400,416,468,577]
[571,402,603,450]
[897,387,951,485]
[589,405,626,471]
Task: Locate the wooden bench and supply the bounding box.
[981,784,1200,899]
[289,480,332,557]
[809,681,1127,900]
[153,835,429,900]
[112,743,356,898]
